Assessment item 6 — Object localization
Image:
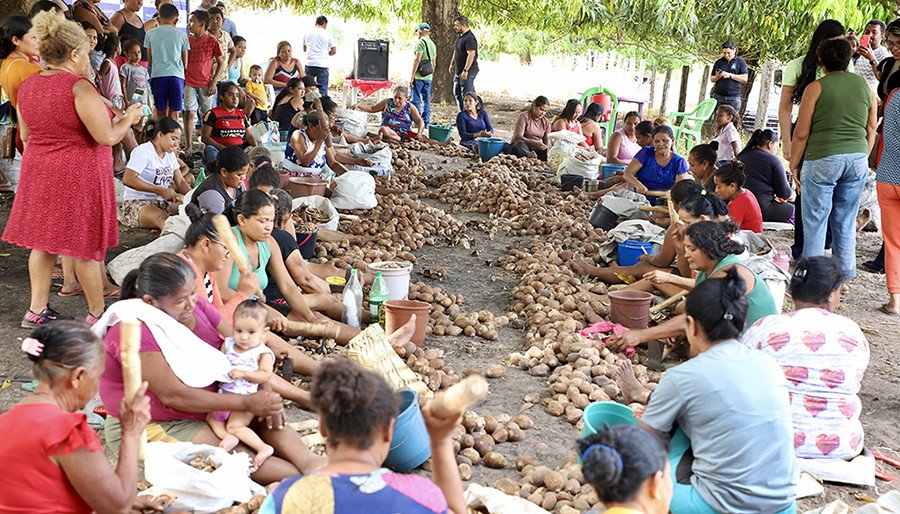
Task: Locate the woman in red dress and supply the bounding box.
[0,321,153,513]
[2,12,142,327]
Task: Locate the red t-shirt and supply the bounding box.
[99,298,224,421]
[728,189,764,233]
[185,33,222,88]
[204,106,248,147]
[0,403,102,513]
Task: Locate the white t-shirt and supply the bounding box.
[123,142,180,201]
[715,123,741,161]
[304,27,336,68]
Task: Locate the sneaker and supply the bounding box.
[85,312,103,326]
[862,260,885,274]
[21,307,71,329]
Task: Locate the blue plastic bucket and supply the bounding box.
[581,401,638,438]
[383,390,431,472]
[601,163,627,179]
[617,240,654,266]
[476,137,506,162]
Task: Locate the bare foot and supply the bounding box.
[386,313,417,346]
[616,360,650,405]
[252,444,275,469]
[219,435,239,452]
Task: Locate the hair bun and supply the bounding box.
[184,203,203,223]
[708,141,719,151]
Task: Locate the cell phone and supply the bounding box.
[132,88,145,104]
[860,34,871,48]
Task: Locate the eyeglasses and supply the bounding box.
[887,39,900,49]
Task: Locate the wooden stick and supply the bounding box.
[649,290,689,314]
[431,375,489,418]
[120,320,147,457]
[638,205,669,214]
[283,320,343,340]
[667,198,680,225]
[212,215,250,275]
[645,190,670,198]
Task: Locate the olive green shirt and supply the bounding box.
[414,37,437,81]
[805,72,871,161]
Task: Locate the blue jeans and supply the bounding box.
[453,70,478,111]
[305,66,329,97]
[411,79,432,125]
[801,153,868,278]
[203,146,219,166]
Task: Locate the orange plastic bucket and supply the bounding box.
[385,300,431,347]
[608,290,653,329]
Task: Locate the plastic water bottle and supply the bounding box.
[342,269,363,329]
[369,271,390,328]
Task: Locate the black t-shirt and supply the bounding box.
[454,30,479,75]
[262,227,299,302]
[877,57,900,102]
[711,56,748,97]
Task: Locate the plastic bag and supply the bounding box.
[342,270,363,328]
[464,483,551,513]
[350,142,393,175]
[330,171,377,210]
[559,148,601,179]
[546,130,586,173]
[142,442,263,511]
[337,109,369,138]
[291,195,339,231]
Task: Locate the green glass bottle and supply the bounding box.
[369,271,390,327]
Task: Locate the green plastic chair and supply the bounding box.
[579,86,619,146]
[668,98,717,152]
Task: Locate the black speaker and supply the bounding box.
[355,39,389,81]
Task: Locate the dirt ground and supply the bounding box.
[0,111,898,511]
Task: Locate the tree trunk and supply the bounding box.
[740,58,759,117]
[649,68,657,109]
[698,64,710,104]
[519,50,531,66]
[678,65,690,112]
[421,0,459,104]
[0,0,28,15]
[754,61,774,130]
[660,68,672,114]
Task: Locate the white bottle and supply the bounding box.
[342,269,363,329]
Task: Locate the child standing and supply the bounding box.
[143,3,189,121]
[184,9,223,152]
[244,64,269,125]
[714,160,763,233]
[120,38,150,108]
[206,299,275,469]
[98,34,124,109]
[714,105,742,163]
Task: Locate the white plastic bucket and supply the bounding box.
[765,279,786,313]
[368,261,413,300]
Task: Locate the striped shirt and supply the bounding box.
[877,89,900,186]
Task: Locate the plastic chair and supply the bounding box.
[580,86,619,146]
[668,98,717,152]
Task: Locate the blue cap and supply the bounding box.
[417,23,431,31]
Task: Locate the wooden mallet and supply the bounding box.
[120,319,147,457]
[212,214,250,275]
[430,375,489,418]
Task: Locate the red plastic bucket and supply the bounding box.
[590,94,612,121]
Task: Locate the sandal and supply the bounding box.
[879,304,900,316]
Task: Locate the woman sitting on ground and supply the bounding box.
[737,128,795,223]
[261,359,466,514]
[214,190,361,344]
[579,424,672,514]
[713,161,764,233]
[191,145,249,214]
[121,118,191,231]
[0,321,158,513]
[286,110,350,178]
[511,95,551,160]
[579,102,606,153]
[551,98,589,147]
[352,86,425,143]
[687,143,717,191]
[264,188,331,295]
[606,111,643,165]
[617,271,798,514]
[741,256,869,461]
[456,91,493,151]
[634,120,655,146]
[98,253,326,483]
[622,125,690,203]
[269,77,302,136]
[201,82,258,166]
[606,220,778,352]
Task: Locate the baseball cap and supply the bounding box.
[722,41,736,49]
[301,76,320,88]
[417,22,431,31]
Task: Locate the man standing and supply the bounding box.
[710,41,748,111]
[449,15,478,111]
[304,15,336,97]
[410,22,436,126]
[856,20,890,93]
[208,6,235,89]
[215,1,238,39]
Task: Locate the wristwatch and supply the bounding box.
[870,59,878,66]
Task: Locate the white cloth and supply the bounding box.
[597,219,664,263]
[123,142,181,201]
[218,337,274,395]
[91,299,232,388]
[304,27,336,68]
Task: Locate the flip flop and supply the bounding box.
[879,305,900,316]
[57,288,84,298]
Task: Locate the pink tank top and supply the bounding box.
[615,128,641,162]
[99,58,124,104]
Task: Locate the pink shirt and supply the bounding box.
[99,298,223,421]
[615,128,641,162]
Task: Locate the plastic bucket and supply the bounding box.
[589,203,619,230]
[288,177,328,198]
[428,124,453,142]
[476,137,506,162]
[581,401,637,438]
[560,174,585,192]
[384,390,432,472]
[277,170,290,188]
[601,163,626,180]
[297,231,317,260]
[608,290,653,329]
[368,261,413,300]
[617,240,654,266]
[385,300,431,347]
[589,93,612,120]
